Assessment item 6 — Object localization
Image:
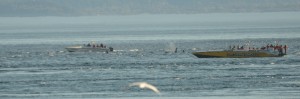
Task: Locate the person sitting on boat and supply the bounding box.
[100,43,103,48]
[232,46,235,50]
[240,46,244,50]
[274,45,281,51]
[261,46,266,50]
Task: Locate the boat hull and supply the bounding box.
[65,46,112,52]
[192,51,285,58]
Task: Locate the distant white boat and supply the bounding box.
[65,43,113,52]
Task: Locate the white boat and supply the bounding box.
[65,45,113,52]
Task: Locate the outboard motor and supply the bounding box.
[109,47,113,51]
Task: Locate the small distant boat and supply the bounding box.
[65,43,113,52]
[193,44,287,58]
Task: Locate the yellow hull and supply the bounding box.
[192,50,284,58]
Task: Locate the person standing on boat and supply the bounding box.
[283,45,288,54]
[270,44,274,50]
[278,45,283,55]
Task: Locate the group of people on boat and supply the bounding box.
[262,44,288,54]
[229,44,288,55]
[229,45,259,51]
[84,43,107,48]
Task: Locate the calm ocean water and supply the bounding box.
[1,12,300,99]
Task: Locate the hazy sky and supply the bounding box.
[0,0,300,16]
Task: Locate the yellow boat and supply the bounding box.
[193,50,285,58]
[193,44,287,58]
